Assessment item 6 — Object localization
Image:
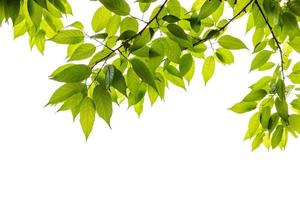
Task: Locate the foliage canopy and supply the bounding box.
[2,0,300,150]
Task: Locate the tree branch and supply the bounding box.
[193,0,254,46]
[90,0,169,70]
[254,0,285,83]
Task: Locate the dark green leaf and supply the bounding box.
[199,0,221,19]
[130,58,157,91]
[271,125,284,149]
[179,54,193,76]
[167,24,188,40]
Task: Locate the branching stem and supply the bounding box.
[193,0,254,46]
[90,0,169,70]
[254,0,285,82]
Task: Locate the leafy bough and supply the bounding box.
[3,0,300,150]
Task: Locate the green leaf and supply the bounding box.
[288,0,300,17]
[263,0,280,25]
[246,112,260,139]
[243,89,267,102]
[289,114,300,133]
[252,132,264,151]
[88,49,115,67]
[93,85,113,126]
[126,68,141,93]
[218,35,248,50]
[260,106,271,129]
[80,97,96,139]
[179,54,193,76]
[131,28,152,52]
[106,15,121,36]
[139,3,150,12]
[202,56,215,85]
[58,93,83,111]
[291,98,300,110]
[34,0,47,9]
[91,7,112,32]
[167,24,188,40]
[268,113,279,133]
[130,58,157,91]
[275,97,289,122]
[99,0,130,16]
[109,66,127,96]
[276,79,286,101]
[120,17,138,33]
[289,36,300,53]
[289,62,300,84]
[134,98,144,117]
[51,30,84,44]
[90,33,108,40]
[137,0,157,3]
[252,28,264,46]
[164,38,181,63]
[13,20,27,39]
[199,0,221,19]
[271,125,284,149]
[167,0,181,17]
[230,102,257,114]
[162,15,180,23]
[250,50,272,71]
[250,76,273,90]
[35,30,46,54]
[281,12,299,39]
[50,64,91,83]
[68,21,84,30]
[189,13,201,32]
[47,83,86,105]
[128,83,147,106]
[69,43,96,61]
[28,0,42,28]
[148,86,158,106]
[164,71,186,89]
[253,41,267,54]
[215,48,234,64]
[105,65,115,90]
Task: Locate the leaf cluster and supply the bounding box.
[3,0,300,149]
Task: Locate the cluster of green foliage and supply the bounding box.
[2,0,300,150]
[0,0,72,53]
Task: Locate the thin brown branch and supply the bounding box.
[90,0,169,70]
[254,0,285,82]
[193,0,254,46]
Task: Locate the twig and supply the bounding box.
[254,0,285,82]
[129,15,148,24]
[193,0,254,46]
[88,0,169,84]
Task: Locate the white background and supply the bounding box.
[1,0,300,199]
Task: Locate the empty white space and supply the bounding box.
[0,1,300,200]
